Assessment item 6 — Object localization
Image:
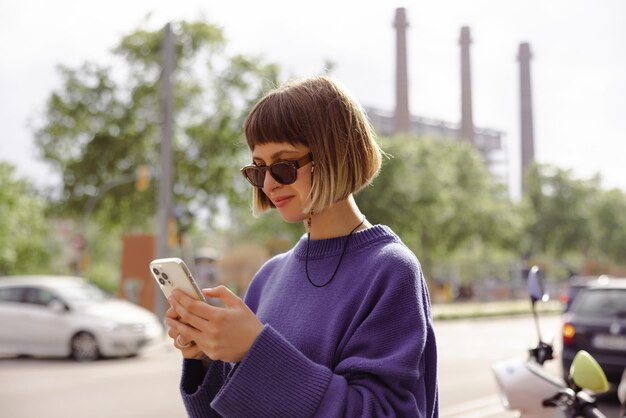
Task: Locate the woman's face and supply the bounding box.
[251,141,313,223]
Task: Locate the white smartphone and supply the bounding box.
[149,257,207,302]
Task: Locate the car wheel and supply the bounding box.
[71,331,99,361]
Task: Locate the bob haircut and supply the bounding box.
[243,76,383,217]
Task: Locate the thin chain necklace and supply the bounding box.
[305,215,366,288]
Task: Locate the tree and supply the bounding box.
[356,136,521,278]
[590,188,626,265]
[0,163,57,274]
[522,163,598,258]
[34,19,280,232]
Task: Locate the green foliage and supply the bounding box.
[0,163,58,274]
[520,163,626,275]
[356,136,521,277]
[218,191,304,257]
[437,240,520,285]
[85,259,120,294]
[589,188,626,264]
[34,19,280,232]
[523,164,598,257]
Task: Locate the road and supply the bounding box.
[437,315,621,418]
[0,315,621,417]
[0,343,186,417]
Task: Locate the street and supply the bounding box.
[0,343,185,417]
[437,315,621,418]
[0,315,621,417]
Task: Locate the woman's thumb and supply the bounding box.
[202,285,239,307]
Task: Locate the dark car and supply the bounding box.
[560,275,606,312]
[561,277,626,385]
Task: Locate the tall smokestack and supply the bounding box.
[518,42,535,194]
[459,26,475,145]
[393,8,410,134]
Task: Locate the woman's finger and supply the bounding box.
[166,317,202,343]
[202,285,241,308]
[165,306,178,319]
[176,334,192,347]
[170,289,225,324]
[173,294,206,329]
[178,343,203,359]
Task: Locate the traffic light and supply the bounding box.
[135,165,150,192]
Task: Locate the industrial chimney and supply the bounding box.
[459,26,475,145]
[393,8,411,134]
[518,42,535,194]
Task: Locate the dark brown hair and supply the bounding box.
[243,76,382,216]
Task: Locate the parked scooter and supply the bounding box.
[618,369,626,418]
[492,266,610,418]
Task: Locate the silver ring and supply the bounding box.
[176,335,193,349]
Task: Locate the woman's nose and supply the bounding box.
[262,169,280,193]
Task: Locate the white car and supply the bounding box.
[0,275,164,361]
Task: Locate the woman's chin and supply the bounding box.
[276,209,306,224]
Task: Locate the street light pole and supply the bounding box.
[155,22,175,320]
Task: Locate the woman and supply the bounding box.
[165,76,439,417]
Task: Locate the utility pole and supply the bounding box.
[518,42,535,195]
[459,26,475,146]
[156,22,175,319]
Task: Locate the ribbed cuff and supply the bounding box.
[212,325,332,418]
[181,359,207,395]
[181,359,228,417]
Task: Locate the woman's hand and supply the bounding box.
[165,286,263,363]
[165,305,205,360]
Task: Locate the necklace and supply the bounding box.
[305,215,366,288]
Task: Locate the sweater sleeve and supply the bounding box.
[212,325,333,417]
[179,358,235,417]
[210,261,438,418]
[318,263,436,417]
[317,265,439,418]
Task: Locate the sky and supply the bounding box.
[1,0,625,200]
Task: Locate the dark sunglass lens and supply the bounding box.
[271,162,297,185]
[244,167,265,187]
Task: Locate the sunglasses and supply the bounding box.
[240,153,313,188]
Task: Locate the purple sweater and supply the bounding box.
[180,225,439,417]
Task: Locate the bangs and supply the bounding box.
[243,87,311,150]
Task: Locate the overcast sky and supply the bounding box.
[1,0,625,200]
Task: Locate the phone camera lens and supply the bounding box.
[162,272,169,281]
[158,278,165,285]
[152,268,160,275]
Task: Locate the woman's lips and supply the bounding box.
[273,196,292,208]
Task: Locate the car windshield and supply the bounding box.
[572,289,626,318]
[54,284,110,302]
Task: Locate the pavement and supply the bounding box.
[432,299,563,320]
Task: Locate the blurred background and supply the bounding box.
[1,1,625,416]
[1,0,625,303]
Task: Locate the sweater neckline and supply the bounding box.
[292,224,396,259]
